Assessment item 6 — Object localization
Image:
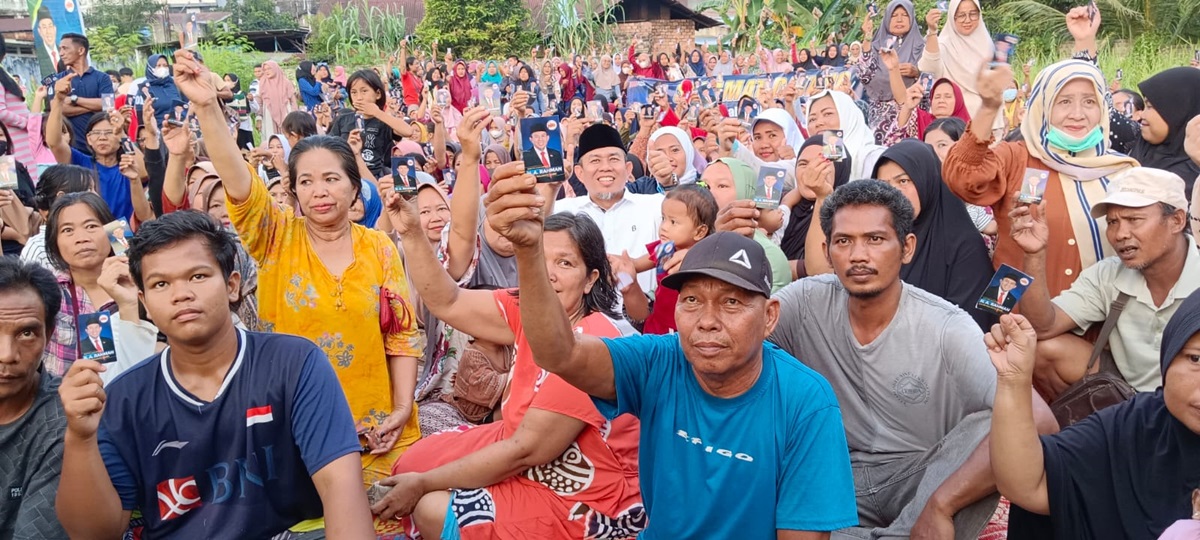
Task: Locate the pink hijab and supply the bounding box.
[258,61,296,129]
[332,66,347,87]
[448,60,473,113]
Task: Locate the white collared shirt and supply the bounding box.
[1053,240,1200,391]
[556,192,664,293]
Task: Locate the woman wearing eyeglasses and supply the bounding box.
[916,0,998,131]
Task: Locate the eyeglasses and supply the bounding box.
[87,130,116,139]
[955,11,981,21]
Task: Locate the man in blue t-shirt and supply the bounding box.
[54,33,114,156]
[487,163,857,539]
[56,211,375,539]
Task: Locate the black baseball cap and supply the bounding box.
[661,232,772,297]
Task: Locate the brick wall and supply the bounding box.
[613,19,697,60]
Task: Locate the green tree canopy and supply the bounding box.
[414,0,541,59]
[82,0,160,38]
[225,0,299,32]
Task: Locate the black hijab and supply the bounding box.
[1023,288,1200,539]
[818,44,845,68]
[793,49,819,72]
[872,139,995,329]
[296,61,316,85]
[1134,67,1200,196]
[780,135,851,262]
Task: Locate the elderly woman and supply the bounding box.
[943,60,1139,298]
[172,50,423,537]
[374,165,643,539]
[988,289,1200,538]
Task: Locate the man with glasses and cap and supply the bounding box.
[488,157,858,539]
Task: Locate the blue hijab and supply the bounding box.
[143,54,184,120]
[357,179,382,228]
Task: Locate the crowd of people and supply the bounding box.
[2,0,1200,538]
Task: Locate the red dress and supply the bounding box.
[393,290,645,539]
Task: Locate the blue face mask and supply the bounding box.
[1046,126,1104,153]
[1002,88,1018,103]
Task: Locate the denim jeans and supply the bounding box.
[833,411,999,540]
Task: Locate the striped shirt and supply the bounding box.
[19,225,49,270]
[0,87,34,168]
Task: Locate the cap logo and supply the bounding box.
[729,249,752,270]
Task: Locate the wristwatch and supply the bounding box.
[69,94,79,104]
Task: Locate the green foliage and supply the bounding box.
[306,0,409,66]
[86,26,144,64]
[414,0,541,59]
[986,0,1200,42]
[542,0,623,53]
[698,0,876,52]
[82,0,160,39]
[225,0,299,32]
[204,20,255,52]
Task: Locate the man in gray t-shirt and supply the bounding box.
[0,258,68,539]
[768,181,1056,540]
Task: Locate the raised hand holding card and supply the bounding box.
[976,264,1034,315]
[1018,168,1050,204]
[77,311,117,363]
[519,116,567,183]
[753,167,788,209]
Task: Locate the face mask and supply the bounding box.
[1002,89,1018,103]
[488,128,504,139]
[637,60,650,69]
[1046,126,1104,153]
[153,67,169,78]
[622,66,632,74]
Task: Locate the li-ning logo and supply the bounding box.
[157,476,202,521]
[152,440,189,457]
[728,249,752,270]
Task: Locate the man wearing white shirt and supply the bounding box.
[554,124,663,293]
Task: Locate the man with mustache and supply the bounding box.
[0,258,68,538]
[768,180,1058,539]
[1011,167,1198,399]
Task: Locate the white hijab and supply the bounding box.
[648,126,698,184]
[808,90,885,179]
[751,108,804,155]
[936,0,992,114]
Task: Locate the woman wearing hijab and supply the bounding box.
[859,0,925,125]
[0,33,33,168]
[818,44,846,68]
[873,140,995,329]
[592,55,621,104]
[805,89,887,179]
[945,60,1139,298]
[480,60,504,88]
[1132,67,1200,195]
[257,60,296,139]
[447,60,473,113]
[295,60,322,111]
[628,126,698,194]
[556,63,592,105]
[512,64,543,115]
[883,77,973,144]
[846,42,864,66]
[142,54,183,123]
[780,135,851,269]
[724,108,805,190]
[482,144,511,176]
[794,49,819,72]
[918,0,998,130]
[684,49,707,78]
[701,157,792,293]
[332,65,348,87]
[992,288,1200,539]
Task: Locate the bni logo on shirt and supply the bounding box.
[246,405,274,427]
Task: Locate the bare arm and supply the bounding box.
[46,83,73,164]
[311,453,377,539]
[57,433,131,540]
[778,531,830,540]
[1010,204,1079,338]
[444,108,489,281]
[173,51,253,203]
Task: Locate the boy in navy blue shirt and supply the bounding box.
[57,211,375,539]
[486,156,857,539]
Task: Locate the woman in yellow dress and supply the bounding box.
[172,50,424,537]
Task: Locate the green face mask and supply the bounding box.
[1046,126,1104,153]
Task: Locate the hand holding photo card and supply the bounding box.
[120,139,137,155]
[754,167,788,209]
[867,1,878,17]
[586,100,602,120]
[101,93,115,112]
[442,167,457,191]
[822,130,847,162]
[355,113,365,132]
[105,219,131,257]
[654,241,676,275]
[436,88,450,107]
[976,264,1034,315]
[993,34,1020,64]
[77,311,117,363]
[918,72,936,95]
[1018,168,1050,204]
[391,157,420,196]
[0,156,17,190]
[1087,0,1098,23]
[884,36,898,52]
[736,96,761,124]
[519,116,566,183]
[936,0,949,11]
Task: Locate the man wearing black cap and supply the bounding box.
[521,123,563,170]
[488,167,857,539]
[555,123,664,293]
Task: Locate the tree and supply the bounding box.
[225,0,299,32]
[86,26,144,64]
[306,0,408,66]
[414,0,541,59]
[83,0,160,39]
